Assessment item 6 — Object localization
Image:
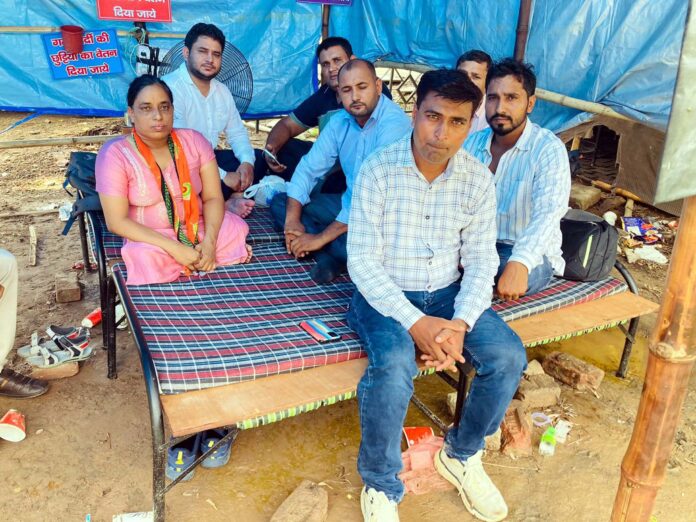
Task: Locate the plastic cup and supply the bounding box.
[82,307,102,328]
[0,409,26,442]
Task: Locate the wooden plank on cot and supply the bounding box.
[508,292,657,346]
[162,358,369,437]
[162,291,658,437]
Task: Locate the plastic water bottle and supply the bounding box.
[539,427,557,456]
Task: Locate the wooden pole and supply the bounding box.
[513,0,533,61]
[612,5,696,518]
[0,26,185,39]
[535,88,632,122]
[375,60,639,124]
[611,196,696,520]
[29,225,37,266]
[0,135,116,149]
[321,5,330,40]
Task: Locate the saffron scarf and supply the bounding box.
[131,129,200,247]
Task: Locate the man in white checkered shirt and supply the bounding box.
[465,59,571,301]
[347,69,525,522]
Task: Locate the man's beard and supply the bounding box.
[490,115,524,136]
[188,63,219,81]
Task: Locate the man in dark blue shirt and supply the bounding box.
[263,37,391,192]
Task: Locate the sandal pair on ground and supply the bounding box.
[166,428,235,481]
[17,325,93,369]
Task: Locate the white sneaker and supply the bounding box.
[361,486,400,522]
[434,449,508,522]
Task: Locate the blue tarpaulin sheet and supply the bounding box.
[0,1,687,132]
[330,0,686,132]
[0,0,321,118]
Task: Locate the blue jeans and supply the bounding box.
[496,242,554,295]
[269,192,347,265]
[347,284,526,502]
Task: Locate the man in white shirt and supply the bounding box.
[162,23,264,217]
[465,59,571,301]
[348,69,525,522]
[456,50,492,136]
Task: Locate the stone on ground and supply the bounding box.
[270,480,328,522]
[569,183,602,210]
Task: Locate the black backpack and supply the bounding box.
[560,209,618,281]
[61,152,100,235]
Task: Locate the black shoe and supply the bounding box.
[309,256,345,285]
[0,368,49,399]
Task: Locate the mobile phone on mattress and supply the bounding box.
[299,319,341,343]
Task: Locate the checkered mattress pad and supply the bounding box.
[113,241,627,395]
[86,206,282,263]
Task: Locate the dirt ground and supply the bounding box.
[0,112,694,522]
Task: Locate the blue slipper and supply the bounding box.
[166,432,202,481]
[200,428,234,469]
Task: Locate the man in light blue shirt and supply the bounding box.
[465,59,571,301]
[270,59,411,283]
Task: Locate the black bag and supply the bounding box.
[560,209,618,281]
[61,152,100,235]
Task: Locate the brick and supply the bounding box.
[515,373,561,408]
[485,427,502,452]
[270,480,328,522]
[569,183,602,210]
[542,351,605,392]
[500,399,532,458]
[524,359,545,377]
[31,361,79,380]
[55,272,81,303]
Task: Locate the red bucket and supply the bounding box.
[60,25,84,54]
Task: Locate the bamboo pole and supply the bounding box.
[514,0,533,61]
[535,88,632,122]
[0,26,185,39]
[611,5,696,518]
[321,5,330,40]
[611,196,696,520]
[0,135,116,149]
[375,60,639,124]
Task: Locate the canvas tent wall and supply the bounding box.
[0,0,688,210]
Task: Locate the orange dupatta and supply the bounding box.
[131,129,200,247]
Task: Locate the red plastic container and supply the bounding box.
[60,25,84,54]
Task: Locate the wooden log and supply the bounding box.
[29,225,37,266]
[591,180,645,203]
[0,209,59,220]
[0,134,116,150]
[270,480,328,522]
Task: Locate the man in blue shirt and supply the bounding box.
[270,59,411,284]
[263,37,392,192]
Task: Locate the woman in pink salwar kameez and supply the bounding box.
[96,75,251,285]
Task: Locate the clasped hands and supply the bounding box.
[284,220,326,259]
[171,237,217,273]
[409,316,468,372]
